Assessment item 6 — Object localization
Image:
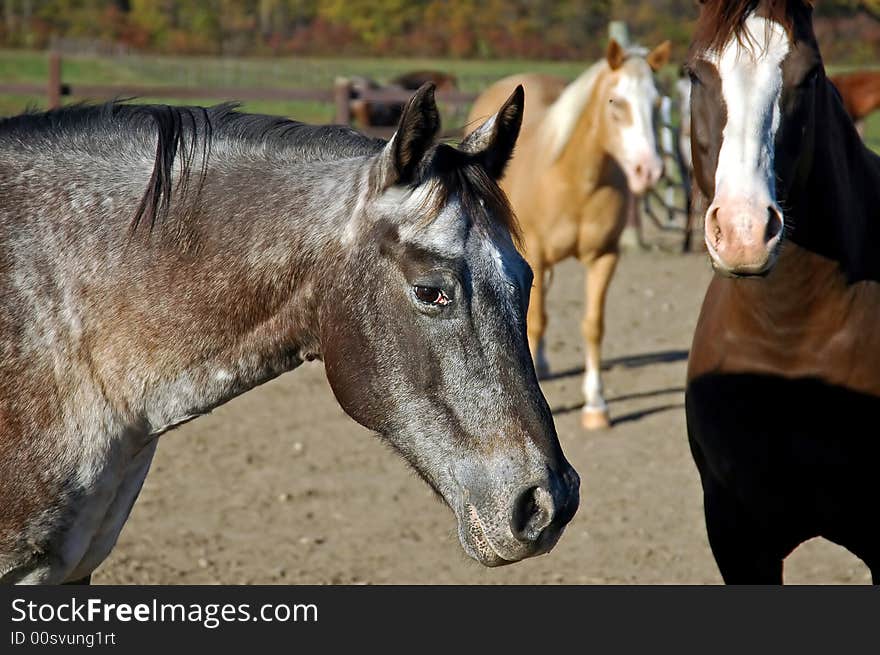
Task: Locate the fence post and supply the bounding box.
[47,51,62,109]
[608,21,631,47]
[334,77,352,125]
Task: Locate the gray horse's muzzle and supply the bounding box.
[456,463,580,566]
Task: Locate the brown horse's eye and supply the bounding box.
[413,285,450,306]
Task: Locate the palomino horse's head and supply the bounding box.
[688,0,820,276]
[321,85,579,566]
[595,39,671,195]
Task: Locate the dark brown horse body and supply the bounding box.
[686,0,880,583]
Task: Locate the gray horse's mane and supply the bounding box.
[0,102,386,232]
[0,102,518,241]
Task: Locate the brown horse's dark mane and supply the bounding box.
[694,0,814,53]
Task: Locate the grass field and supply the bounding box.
[0,49,878,151]
[0,49,589,127]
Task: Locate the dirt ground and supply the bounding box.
[95,250,872,585]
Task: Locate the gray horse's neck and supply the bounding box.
[136,155,369,435]
[1,147,368,441]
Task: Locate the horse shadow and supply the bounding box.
[540,349,689,382]
[546,349,689,425]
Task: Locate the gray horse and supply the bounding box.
[0,84,579,584]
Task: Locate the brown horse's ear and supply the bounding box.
[377,82,440,189]
[606,39,626,70]
[459,84,524,180]
[647,40,672,72]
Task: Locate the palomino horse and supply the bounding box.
[829,69,880,137]
[467,39,670,429]
[686,0,880,583]
[0,85,580,584]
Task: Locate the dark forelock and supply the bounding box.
[694,0,814,53]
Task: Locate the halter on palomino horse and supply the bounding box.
[0,85,580,584]
[467,40,671,429]
[686,0,880,583]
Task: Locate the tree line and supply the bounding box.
[2,1,878,63]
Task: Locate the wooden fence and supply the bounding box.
[0,52,696,249]
[0,52,477,133]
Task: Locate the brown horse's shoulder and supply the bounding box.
[689,244,880,396]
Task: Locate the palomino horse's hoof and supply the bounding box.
[581,406,611,430]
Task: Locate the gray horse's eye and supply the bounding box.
[413,285,451,306]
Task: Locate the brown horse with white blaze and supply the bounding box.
[467,40,670,429]
[686,0,880,583]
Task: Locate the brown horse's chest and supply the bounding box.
[688,244,880,398]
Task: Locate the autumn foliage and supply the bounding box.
[1,1,878,63]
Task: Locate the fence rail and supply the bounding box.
[0,52,696,249]
[0,52,478,129]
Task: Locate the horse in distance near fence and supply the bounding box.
[467,39,671,429]
[350,70,459,129]
[0,84,579,584]
[685,0,880,583]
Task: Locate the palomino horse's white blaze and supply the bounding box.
[705,14,788,270]
[610,60,663,194]
[543,57,663,195]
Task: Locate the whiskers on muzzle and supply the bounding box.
[457,463,580,566]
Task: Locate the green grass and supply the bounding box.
[0,49,588,124]
[863,111,880,153]
[0,49,877,150]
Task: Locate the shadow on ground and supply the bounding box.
[541,349,689,382]
[548,349,688,422]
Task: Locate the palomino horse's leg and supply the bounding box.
[580,251,618,430]
[526,253,550,378]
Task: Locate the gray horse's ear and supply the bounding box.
[377,82,440,189]
[459,84,524,180]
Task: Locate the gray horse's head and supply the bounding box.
[320,85,579,565]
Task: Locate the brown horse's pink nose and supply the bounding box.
[704,199,784,276]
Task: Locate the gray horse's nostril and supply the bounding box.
[510,485,555,543]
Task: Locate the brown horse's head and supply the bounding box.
[688,0,820,276]
[319,85,579,566]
